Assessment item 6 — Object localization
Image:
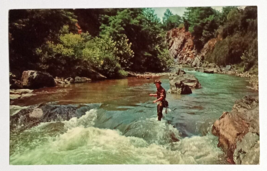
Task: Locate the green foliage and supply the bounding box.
[36,26,133,78]
[162,9,182,31]
[205,34,245,65]
[100,8,172,72]
[163,9,173,24]
[205,6,257,73]
[184,7,220,51]
[164,15,182,30]
[241,38,258,72]
[10,8,173,78]
[220,6,238,23]
[9,9,78,74]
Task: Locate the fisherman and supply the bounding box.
[149,80,167,121]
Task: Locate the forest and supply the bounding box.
[9,6,258,79]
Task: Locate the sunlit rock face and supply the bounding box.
[166,27,218,66]
[212,96,259,164]
[166,27,196,64]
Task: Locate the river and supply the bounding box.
[10,70,258,164]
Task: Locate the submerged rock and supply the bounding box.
[10,103,101,131]
[10,105,29,116]
[168,69,201,94]
[212,96,259,164]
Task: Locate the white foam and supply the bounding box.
[10,109,225,164]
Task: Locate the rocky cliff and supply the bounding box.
[166,27,218,67]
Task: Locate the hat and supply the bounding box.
[154,80,161,84]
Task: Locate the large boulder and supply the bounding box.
[21,70,55,89]
[212,96,259,164]
[181,83,192,94]
[168,72,201,94]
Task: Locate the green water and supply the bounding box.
[10,71,257,164]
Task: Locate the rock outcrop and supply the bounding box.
[168,69,201,94]
[212,96,259,164]
[166,27,196,64]
[199,38,219,58]
[166,27,219,66]
[21,70,55,89]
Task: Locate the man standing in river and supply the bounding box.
[149,80,166,121]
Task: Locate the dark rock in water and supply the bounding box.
[21,70,55,89]
[181,83,192,94]
[212,96,259,164]
[10,103,101,131]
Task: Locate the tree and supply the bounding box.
[164,15,182,30]
[220,6,238,23]
[183,7,220,51]
[162,9,173,24]
[100,8,172,72]
[9,9,77,75]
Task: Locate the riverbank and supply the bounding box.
[212,96,259,164]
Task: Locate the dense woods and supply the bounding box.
[9,6,258,79]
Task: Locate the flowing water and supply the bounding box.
[10,70,258,164]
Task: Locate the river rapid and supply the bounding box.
[10,70,258,164]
